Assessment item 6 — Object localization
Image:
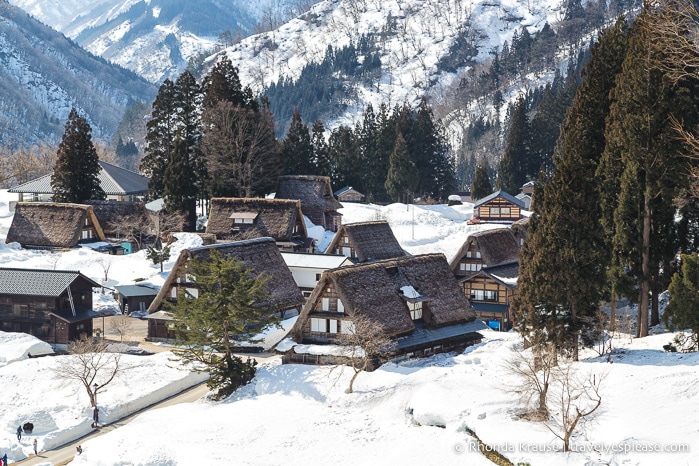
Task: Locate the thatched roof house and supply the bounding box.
[84,200,148,240]
[511,217,530,247]
[148,237,304,320]
[8,160,150,204]
[275,175,343,231]
[0,268,100,345]
[286,254,486,362]
[450,228,520,278]
[6,202,106,249]
[325,221,406,263]
[459,262,519,332]
[205,198,308,250]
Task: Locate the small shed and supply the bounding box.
[334,186,365,203]
[145,310,176,342]
[114,284,159,314]
[471,190,525,223]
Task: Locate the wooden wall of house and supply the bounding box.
[477,198,521,221]
[148,319,176,341]
[332,233,355,258]
[338,192,363,203]
[455,244,484,276]
[462,276,512,305]
[299,284,348,342]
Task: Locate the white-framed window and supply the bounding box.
[233,217,254,224]
[407,301,423,320]
[485,290,497,302]
[311,318,326,332]
[171,287,177,298]
[185,288,199,298]
[466,251,472,258]
[471,290,484,301]
[489,207,500,215]
[329,319,338,333]
[82,230,92,239]
[322,298,330,311]
[501,207,511,215]
[342,247,352,257]
[476,251,481,258]
[344,236,349,243]
[337,300,344,313]
[460,263,466,271]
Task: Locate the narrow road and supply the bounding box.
[15,382,211,466]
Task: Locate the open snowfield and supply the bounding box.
[1,189,698,465]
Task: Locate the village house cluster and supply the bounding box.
[1,167,530,365]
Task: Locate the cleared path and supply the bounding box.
[15,382,211,466]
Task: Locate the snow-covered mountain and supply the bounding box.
[215,0,567,130]
[0,2,157,146]
[10,0,308,83]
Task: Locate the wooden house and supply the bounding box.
[325,221,406,263]
[145,310,176,341]
[471,190,525,223]
[0,268,100,345]
[205,198,309,251]
[450,228,520,278]
[511,217,530,247]
[334,186,365,203]
[147,238,305,340]
[275,175,343,232]
[459,262,518,331]
[284,254,487,365]
[114,284,159,314]
[6,202,106,249]
[8,160,150,206]
[281,252,354,300]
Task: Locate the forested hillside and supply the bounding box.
[0,3,156,146]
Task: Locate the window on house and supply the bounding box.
[344,236,349,243]
[186,288,199,298]
[337,300,344,313]
[476,251,481,258]
[489,207,500,215]
[485,290,497,302]
[171,287,177,298]
[466,251,472,258]
[407,301,423,320]
[322,298,330,311]
[342,247,352,257]
[315,273,322,282]
[460,263,466,271]
[470,290,485,301]
[329,319,338,333]
[311,318,327,332]
[501,207,511,215]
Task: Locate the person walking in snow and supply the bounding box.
[2,452,7,466]
[93,406,99,425]
[33,438,38,455]
[16,425,22,441]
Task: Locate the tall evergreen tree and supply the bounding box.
[202,55,244,110]
[311,120,332,176]
[51,108,105,203]
[513,18,629,358]
[497,96,530,194]
[280,108,313,175]
[385,132,418,202]
[163,137,198,231]
[470,160,492,200]
[601,6,699,337]
[412,99,456,201]
[141,79,177,199]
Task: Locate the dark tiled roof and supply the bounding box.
[394,319,487,350]
[473,190,525,209]
[9,161,149,196]
[0,268,100,296]
[114,284,159,297]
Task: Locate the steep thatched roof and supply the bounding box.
[293,254,476,338]
[450,228,520,272]
[325,221,405,262]
[275,175,343,211]
[84,200,147,237]
[6,202,106,248]
[205,198,307,241]
[149,237,304,314]
[511,216,529,244]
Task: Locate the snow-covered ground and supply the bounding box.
[2,189,698,465]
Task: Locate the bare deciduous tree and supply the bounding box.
[109,315,133,342]
[544,366,604,452]
[52,338,123,408]
[504,343,556,420]
[334,313,396,394]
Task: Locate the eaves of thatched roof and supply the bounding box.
[275,175,343,211]
[6,202,106,248]
[325,221,405,262]
[292,254,476,339]
[149,237,304,314]
[84,200,147,237]
[205,198,306,241]
[449,228,520,272]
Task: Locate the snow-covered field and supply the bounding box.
[1,189,698,465]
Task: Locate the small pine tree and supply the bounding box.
[146,245,171,273]
[470,160,492,200]
[385,132,418,202]
[51,108,105,203]
[663,253,699,352]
